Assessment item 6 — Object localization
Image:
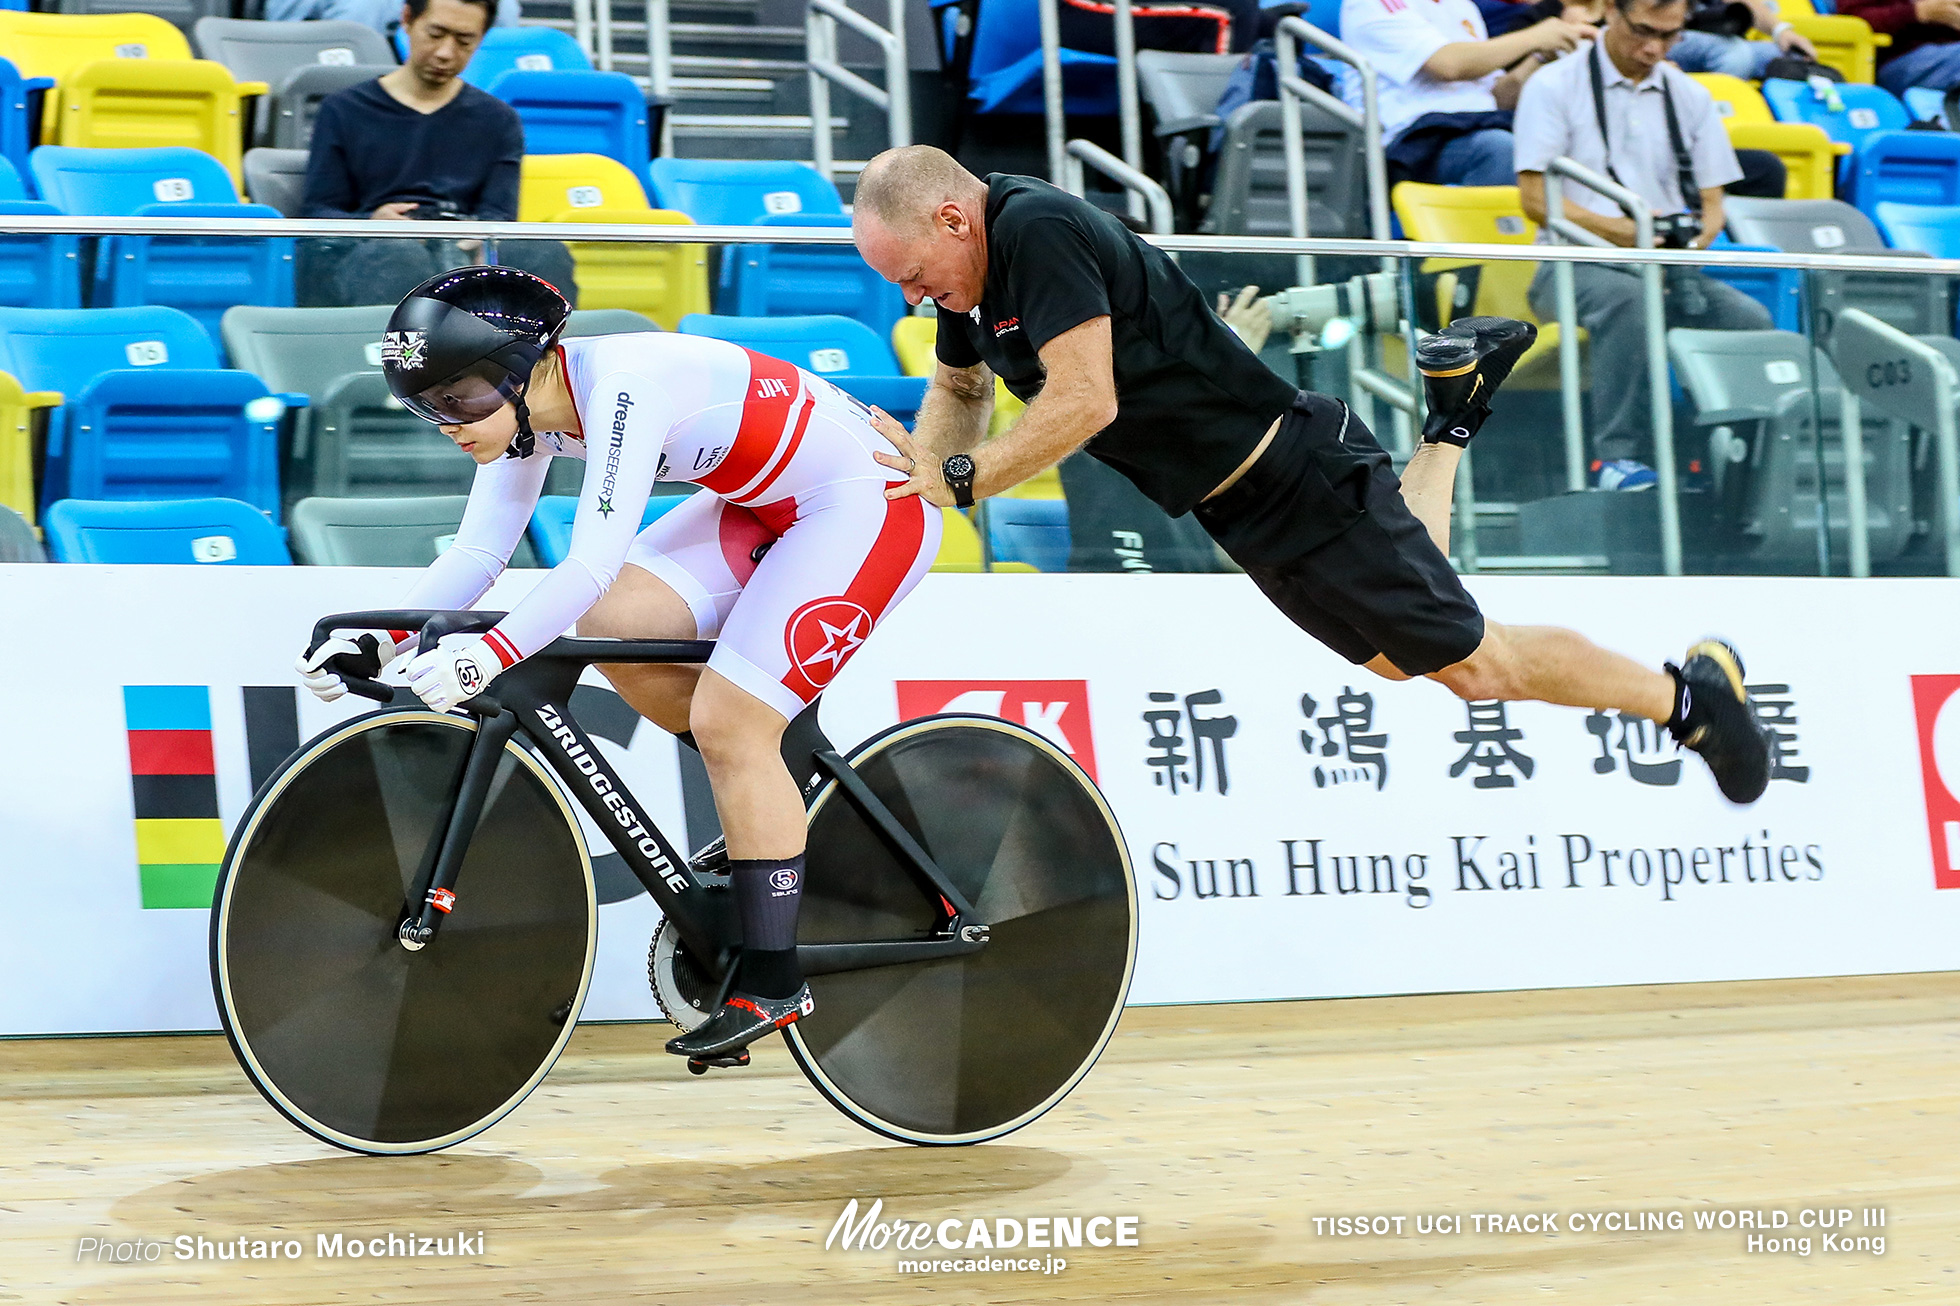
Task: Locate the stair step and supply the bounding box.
[671,76,778,93]
[670,112,845,135]
[670,21,805,44]
[671,53,806,74]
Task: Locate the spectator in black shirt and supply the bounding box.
[850,145,1774,805]
[298,0,573,306]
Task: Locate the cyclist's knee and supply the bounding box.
[687,675,788,766]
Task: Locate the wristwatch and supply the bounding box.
[942,453,977,509]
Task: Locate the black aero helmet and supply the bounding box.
[382,265,570,457]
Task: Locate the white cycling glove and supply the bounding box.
[295,632,400,703]
[405,638,504,712]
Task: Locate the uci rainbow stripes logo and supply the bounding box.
[122,686,224,909]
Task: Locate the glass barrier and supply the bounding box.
[4,212,1959,578]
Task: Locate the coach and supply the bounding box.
[847,146,1770,804]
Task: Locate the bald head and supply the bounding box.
[854,146,985,237]
[852,146,992,314]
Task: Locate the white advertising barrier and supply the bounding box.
[2,565,1958,1034]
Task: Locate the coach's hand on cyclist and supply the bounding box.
[405,638,503,712]
[869,406,955,506]
[295,632,398,703]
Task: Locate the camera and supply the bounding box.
[1651,211,1703,250]
[408,199,471,221]
[1265,271,1402,353]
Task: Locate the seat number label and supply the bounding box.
[153,178,193,202]
[808,349,849,373]
[567,185,603,208]
[125,341,168,366]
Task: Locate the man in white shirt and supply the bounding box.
[1513,0,1771,489]
[1341,0,1594,185]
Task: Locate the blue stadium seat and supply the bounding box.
[1761,79,1910,187]
[645,158,843,224]
[1873,200,1960,257]
[1847,132,1960,218]
[677,313,931,425]
[965,0,1116,116]
[43,497,291,564]
[720,213,906,338]
[0,157,82,309]
[94,201,295,353]
[456,26,591,86]
[0,57,52,186]
[488,68,648,167]
[528,491,688,566]
[1904,86,1948,127]
[1703,239,1805,333]
[28,144,240,214]
[28,147,295,352]
[981,497,1070,572]
[0,306,285,515]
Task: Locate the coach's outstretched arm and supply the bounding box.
[876,316,1115,505]
[905,358,994,469]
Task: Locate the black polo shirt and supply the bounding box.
[934,174,1296,516]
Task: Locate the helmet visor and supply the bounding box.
[396,359,520,426]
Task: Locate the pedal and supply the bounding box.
[685,1049,751,1075]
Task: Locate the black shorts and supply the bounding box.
[1192,391,1486,676]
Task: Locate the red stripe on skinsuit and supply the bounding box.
[696,350,799,495]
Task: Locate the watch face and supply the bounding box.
[944,454,976,480]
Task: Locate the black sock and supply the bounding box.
[1663,663,1690,737]
[731,855,804,999]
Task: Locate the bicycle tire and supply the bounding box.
[210,709,595,1155]
[785,715,1137,1145]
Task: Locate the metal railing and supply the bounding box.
[647,0,674,157]
[1064,140,1173,234]
[1036,0,1146,224]
[1543,156,1683,577]
[1272,18,1390,271]
[806,0,910,183]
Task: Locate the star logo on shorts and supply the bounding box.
[785,598,874,687]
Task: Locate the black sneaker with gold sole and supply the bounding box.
[1666,640,1772,805]
[1417,316,1537,446]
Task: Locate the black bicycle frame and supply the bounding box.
[309,611,989,984]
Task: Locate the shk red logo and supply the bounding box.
[895,681,1097,780]
[786,598,873,688]
[1910,676,1960,889]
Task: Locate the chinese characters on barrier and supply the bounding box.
[1138,683,1808,795]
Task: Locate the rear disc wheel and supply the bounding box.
[786,715,1136,1144]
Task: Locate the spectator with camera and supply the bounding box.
[299,0,573,307]
[1513,0,1770,491]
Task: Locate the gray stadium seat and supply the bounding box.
[1203,98,1368,239]
[1723,196,1945,338]
[268,64,392,150]
[0,505,44,563]
[289,495,541,568]
[1669,326,1913,564]
[223,305,659,502]
[243,147,308,217]
[56,0,229,33]
[194,18,394,143]
[1135,51,1240,229]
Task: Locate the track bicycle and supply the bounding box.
[210,610,1138,1154]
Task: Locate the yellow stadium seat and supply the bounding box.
[518,153,649,222]
[1689,74,1845,200]
[54,59,262,185]
[547,208,708,329]
[892,314,934,375]
[932,506,983,571]
[1390,183,1580,390]
[0,11,193,83]
[1764,0,1888,84]
[0,369,61,526]
[888,312,1031,440]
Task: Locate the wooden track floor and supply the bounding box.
[4,973,1956,1304]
